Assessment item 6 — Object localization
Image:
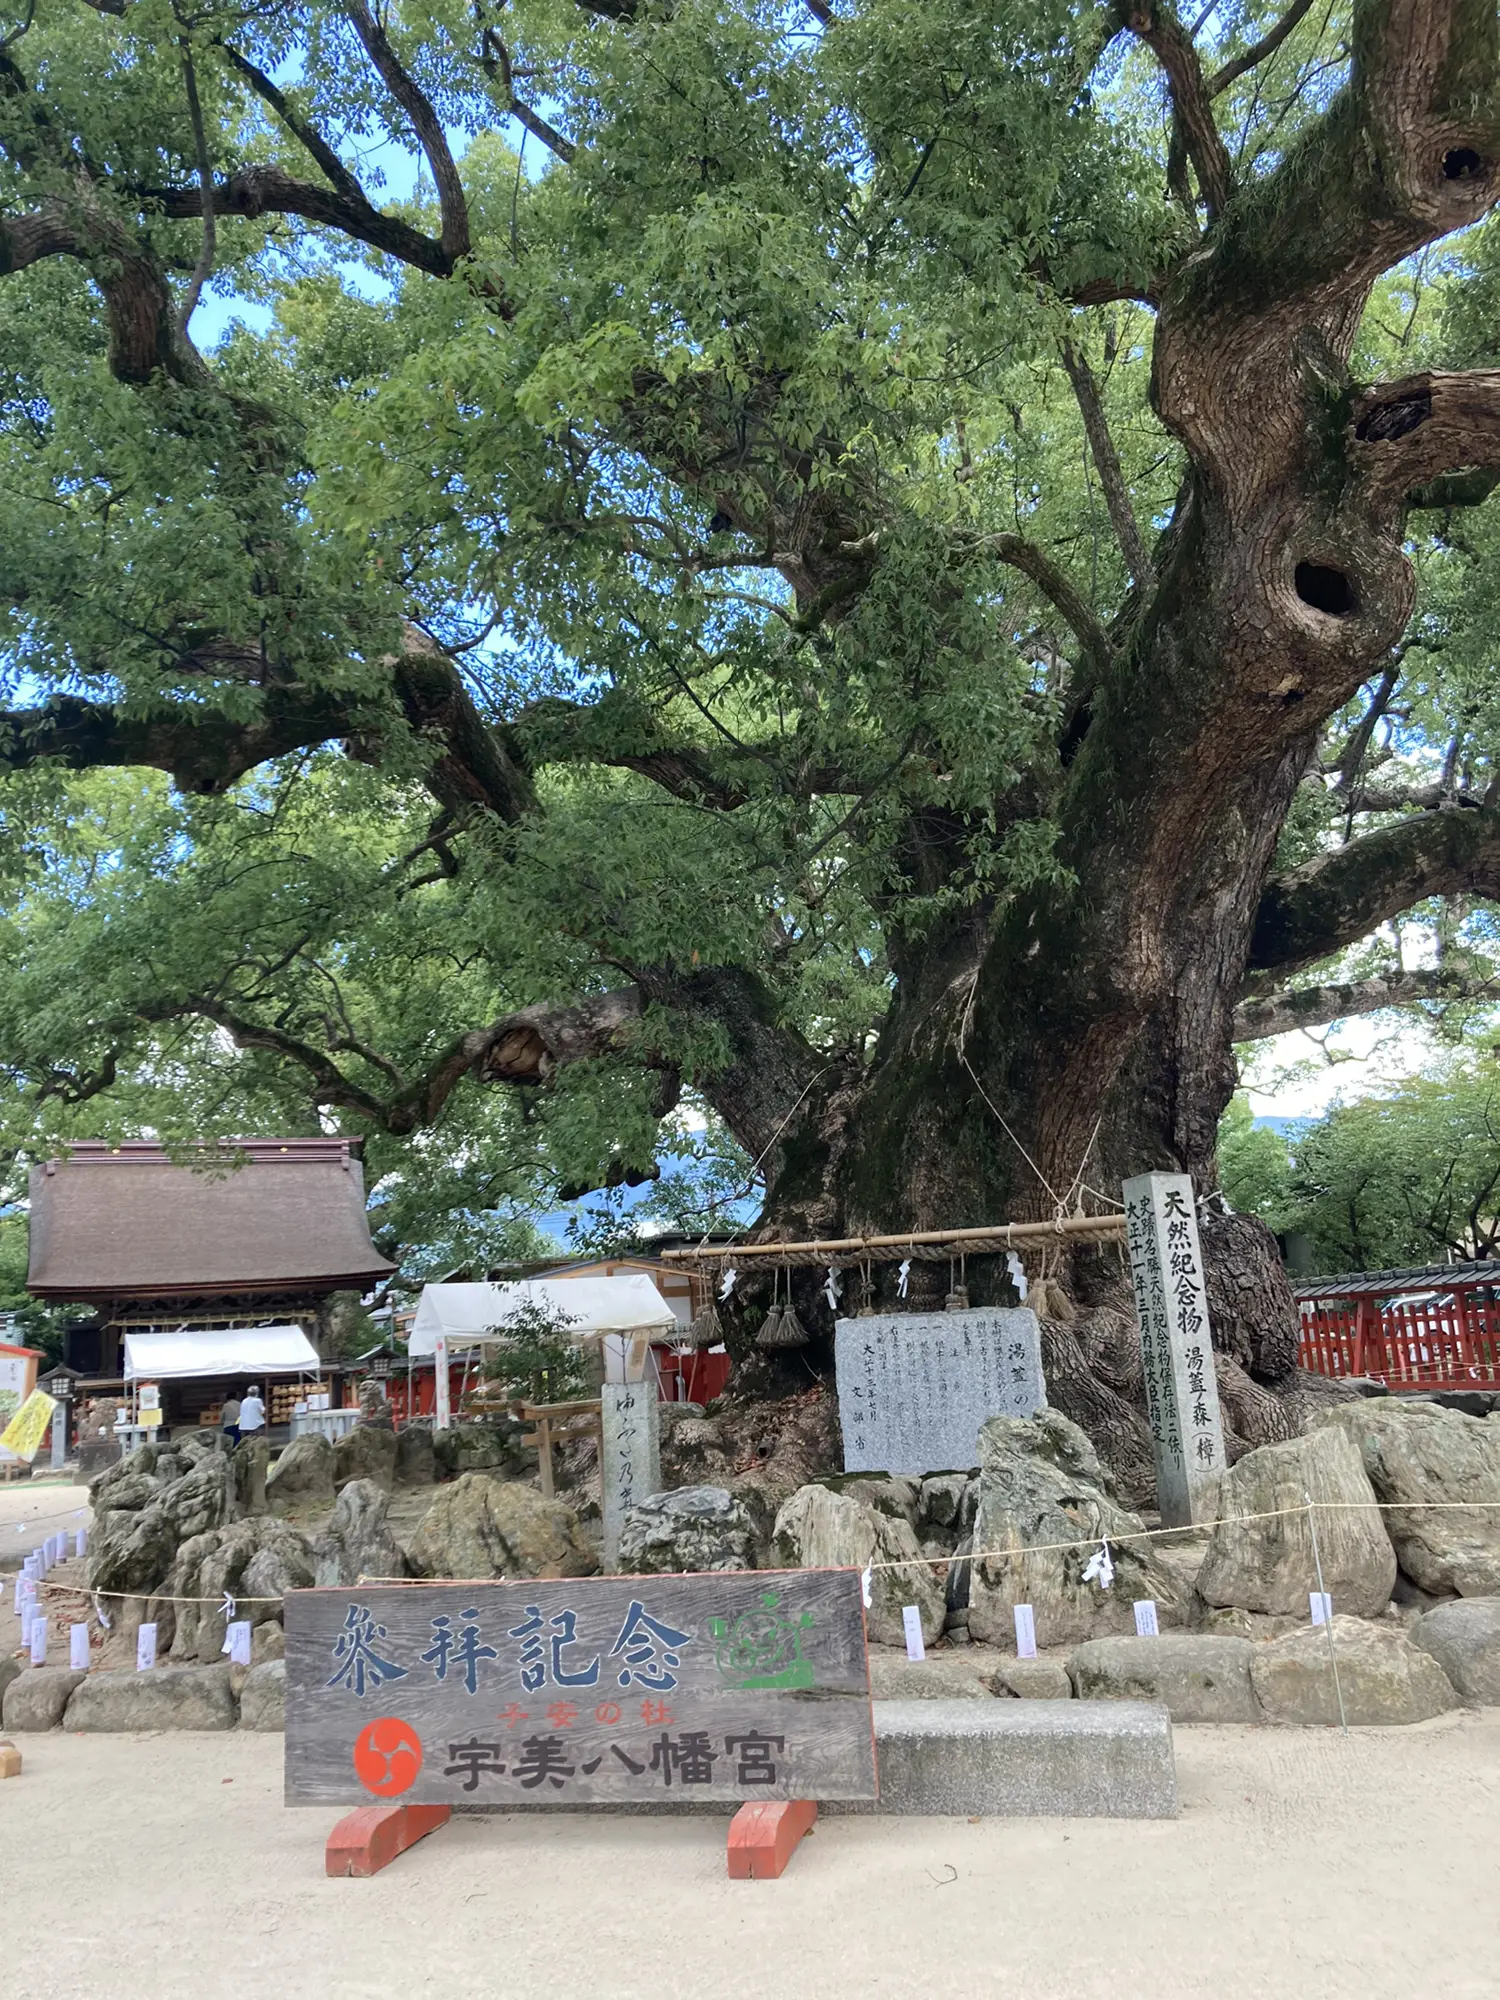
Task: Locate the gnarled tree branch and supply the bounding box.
[1352,369,1500,511]
[1117,2,1233,216]
[1233,967,1497,1040]
[1249,804,1500,980]
[345,0,471,263]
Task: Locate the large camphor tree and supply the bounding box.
[4,0,1500,1487]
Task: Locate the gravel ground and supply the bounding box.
[2,1712,1497,2000]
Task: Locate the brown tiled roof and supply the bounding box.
[27,1139,395,1302]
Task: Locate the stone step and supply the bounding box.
[448,1699,1178,1821]
[828,1699,1178,1820]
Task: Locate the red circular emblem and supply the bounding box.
[352,1717,423,1797]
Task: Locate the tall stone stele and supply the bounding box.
[1122,1172,1226,1528]
[601,1380,662,1572]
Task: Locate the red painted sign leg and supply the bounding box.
[726,1799,818,1879]
[326,1803,452,1877]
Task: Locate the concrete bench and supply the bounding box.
[450,1699,1177,1822]
[832,1699,1178,1820]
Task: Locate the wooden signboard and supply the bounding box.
[285,1569,876,1807]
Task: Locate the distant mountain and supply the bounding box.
[1253,1115,1313,1140]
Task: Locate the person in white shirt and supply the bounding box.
[238,1385,266,1436]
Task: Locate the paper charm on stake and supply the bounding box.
[823,1265,843,1313]
[718,1266,738,1302]
[897,1259,911,1299]
[1081,1536,1115,1592]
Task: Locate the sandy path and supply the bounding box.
[2,1712,1496,2000]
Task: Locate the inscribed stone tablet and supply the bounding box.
[601,1381,662,1573]
[834,1309,1046,1475]
[284,1569,876,1807]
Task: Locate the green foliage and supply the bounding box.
[479,1293,589,1406]
[0,0,1495,1273]
[1219,1068,1500,1272]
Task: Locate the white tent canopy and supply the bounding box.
[407,1277,676,1357]
[123,1325,321,1382]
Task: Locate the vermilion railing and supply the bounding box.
[1298,1287,1500,1387]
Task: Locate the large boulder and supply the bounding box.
[87,1503,177,1602]
[1066,1634,1260,1723]
[617,1487,757,1576]
[238,1659,286,1731]
[1410,1597,1500,1702]
[966,1411,1183,1648]
[177,1431,228,1466]
[243,1541,316,1624]
[406,1474,597,1580]
[395,1423,436,1487]
[314,1478,408,1586]
[1251,1615,1459,1725]
[333,1425,398,1494]
[1316,1401,1500,1595]
[195,1533,265,1663]
[1196,1425,1396,1618]
[160,1456,233,1541]
[266,1433,335,1508]
[816,1474,923,1531]
[2,1667,86,1731]
[232,1437,269,1517]
[432,1423,523,1479]
[772,1484,945,1647]
[920,1472,979,1538]
[0,1657,21,1712]
[65,1664,237,1731]
[988,1658,1074,1699]
[90,1472,160,1515]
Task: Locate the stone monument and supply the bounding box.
[601,1379,662,1570]
[834,1307,1046,1475]
[1122,1171,1226,1527]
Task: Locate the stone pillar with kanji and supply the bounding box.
[1122,1172,1226,1528]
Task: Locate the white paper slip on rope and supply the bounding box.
[902,1605,926,1661]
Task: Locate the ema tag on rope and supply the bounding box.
[902,1605,926,1661]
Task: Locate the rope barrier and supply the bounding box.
[16,1496,1499,1607]
[659,1213,1128,1271]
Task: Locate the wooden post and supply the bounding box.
[535,1412,554,1497]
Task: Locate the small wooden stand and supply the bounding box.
[322,1798,820,1880]
[325,1804,451,1877]
[519,1398,602,1498]
[727,1800,819,1879]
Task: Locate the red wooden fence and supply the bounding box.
[1298,1286,1500,1388]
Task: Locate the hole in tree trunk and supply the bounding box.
[1443,148,1484,181]
[1294,562,1357,617]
